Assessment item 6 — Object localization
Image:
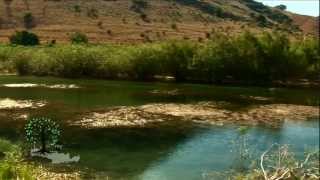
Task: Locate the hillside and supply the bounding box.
[0,0,318,43]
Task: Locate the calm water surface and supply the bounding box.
[0,76,319,179]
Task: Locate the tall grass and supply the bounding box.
[0,32,318,84]
[0,139,35,180]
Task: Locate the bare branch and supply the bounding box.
[260,143,277,180]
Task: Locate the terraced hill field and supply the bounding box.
[0,0,318,43]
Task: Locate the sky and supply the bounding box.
[256,0,319,17]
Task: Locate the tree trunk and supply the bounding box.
[40,128,47,153]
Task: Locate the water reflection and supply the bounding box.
[138,120,319,180]
[31,149,80,164]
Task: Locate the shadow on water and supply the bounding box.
[0,76,319,109]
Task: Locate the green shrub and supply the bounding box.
[73,4,81,13]
[131,0,148,13]
[267,10,292,24]
[69,32,88,44]
[0,46,19,73]
[87,7,98,18]
[171,23,178,30]
[300,38,320,78]
[52,45,106,77]
[275,4,286,10]
[162,41,196,82]
[0,139,35,180]
[27,49,56,76]
[194,33,238,83]
[23,12,35,29]
[14,51,32,75]
[256,15,268,27]
[243,0,269,13]
[0,32,318,85]
[128,45,163,80]
[9,31,39,46]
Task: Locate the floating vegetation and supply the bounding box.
[2,83,80,89]
[0,98,46,109]
[76,102,319,128]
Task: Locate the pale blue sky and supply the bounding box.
[256,0,319,17]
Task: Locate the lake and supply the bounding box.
[0,76,319,179]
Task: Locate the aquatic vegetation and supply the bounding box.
[2,83,80,89]
[0,98,46,109]
[25,117,61,153]
[76,102,319,128]
[0,32,318,85]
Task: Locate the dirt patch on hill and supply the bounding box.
[75,102,319,128]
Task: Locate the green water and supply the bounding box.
[0,76,319,179]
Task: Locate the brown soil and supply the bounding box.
[0,0,316,44]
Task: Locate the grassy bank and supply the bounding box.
[0,138,80,179]
[0,32,319,85]
[0,138,37,179]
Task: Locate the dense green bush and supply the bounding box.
[69,32,88,44]
[9,31,39,46]
[1,32,319,85]
[131,0,148,13]
[275,4,286,10]
[161,41,196,82]
[23,12,35,29]
[128,45,163,80]
[14,51,32,75]
[0,46,20,73]
[243,0,269,13]
[267,10,292,24]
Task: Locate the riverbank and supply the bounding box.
[0,138,80,179]
[0,32,318,87]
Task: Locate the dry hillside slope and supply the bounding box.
[0,0,318,43]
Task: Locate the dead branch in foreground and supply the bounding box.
[260,144,319,180]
